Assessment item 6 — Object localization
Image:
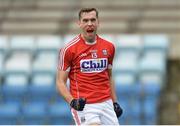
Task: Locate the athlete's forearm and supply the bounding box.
[110,78,118,102]
[108,69,118,102]
[56,70,73,104]
[56,81,73,104]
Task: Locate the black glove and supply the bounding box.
[70,98,86,111]
[113,102,123,118]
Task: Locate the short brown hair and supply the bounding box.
[78,8,98,20]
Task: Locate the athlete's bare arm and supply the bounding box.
[108,69,117,103]
[56,70,73,104]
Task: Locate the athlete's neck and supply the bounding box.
[81,34,97,44]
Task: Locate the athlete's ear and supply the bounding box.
[97,18,100,27]
[77,19,81,27]
[96,18,99,27]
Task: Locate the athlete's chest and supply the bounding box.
[70,42,111,73]
[72,43,110,60]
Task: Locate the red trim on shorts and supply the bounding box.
[72,109,81,125]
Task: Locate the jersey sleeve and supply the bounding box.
[58,47,72,71]
[108,43,115,69]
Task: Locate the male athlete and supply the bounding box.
[57,8,123,125]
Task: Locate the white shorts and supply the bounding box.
[71,99,119,125]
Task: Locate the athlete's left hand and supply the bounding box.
[113,102,123,118]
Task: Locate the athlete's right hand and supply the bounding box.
[70,98,86,111]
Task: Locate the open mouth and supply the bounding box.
[86,29,94,33]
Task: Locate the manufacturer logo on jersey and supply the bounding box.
[80,53,87,57]
[80,58,108,73]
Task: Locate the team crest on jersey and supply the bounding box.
[80,58,108,73]
[102,49,107,55]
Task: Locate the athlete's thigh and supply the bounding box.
[100,100,119,125]
[71,103,102,125]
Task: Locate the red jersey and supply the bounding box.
[58,34,115,103]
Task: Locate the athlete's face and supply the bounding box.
[78,11,99,42]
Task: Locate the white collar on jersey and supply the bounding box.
[85,40,97,45]
[80,34,97,45]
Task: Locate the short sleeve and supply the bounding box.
[108,43,115,69]
[57,47,72,71]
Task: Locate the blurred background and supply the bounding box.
[0,0,180,125]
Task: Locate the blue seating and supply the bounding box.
[22,102,47,125]
[99,34,116,43]
[0,86,3,103]
[116,84,142,125]
[143,34,169,51]
[114,72,137,86]
[139,35,169,87]
[116,84,132,94]
[118,99,131,125]
[141,84,161,124]
[28,71,56,103]
[54,92,66,103]
[114,35,142,87]
[130,100,142,117]
[36,35,63,52]
[0,103,20,124]
[114,35,142,75]
[119,106,141,125]
[0,54,4,77]
[116,35,142,52]
[27,84,56,103]
[2,72,28,103]
[128,116,142,125]
[114,49,140,74]
[144,116,157,125]
[48,102,74,125]
[0,35,8,55]
[10,35,35,53]
[143,84,161,96]
[2,83,27,103]
[3,52,31,103]
[116,84,142,97]
[143,98,158,117]
[143,34,169,63]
